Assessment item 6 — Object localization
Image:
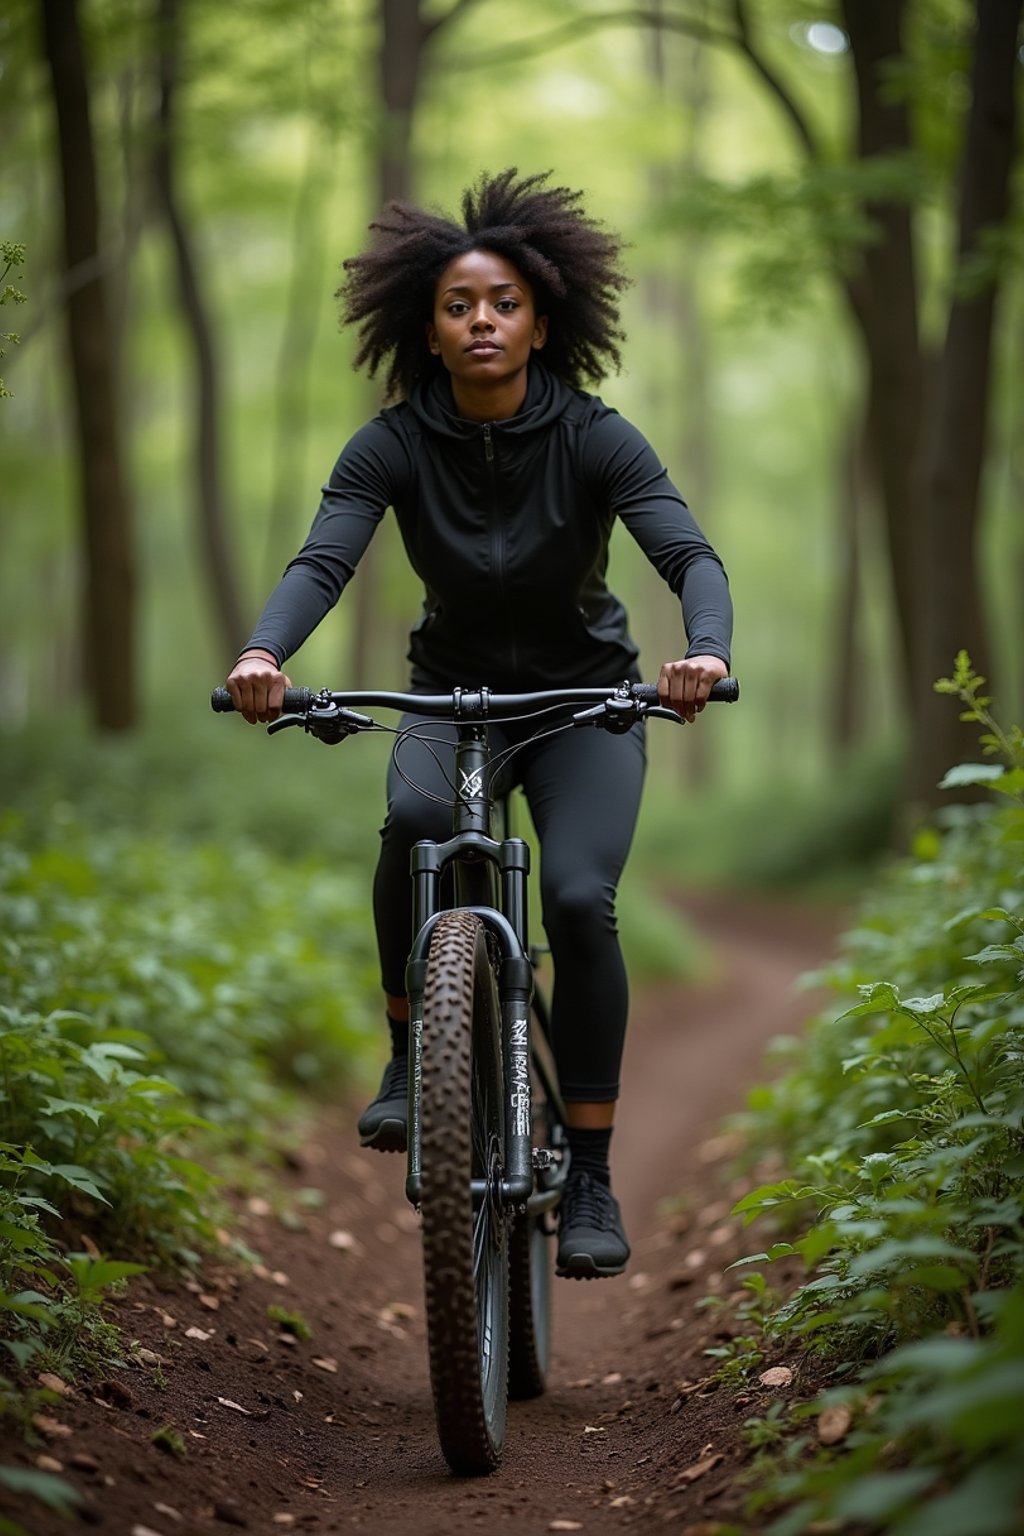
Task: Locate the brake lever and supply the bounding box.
[266,713,306,735]
[571,696,641,733]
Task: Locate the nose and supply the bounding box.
[469,303,494,332]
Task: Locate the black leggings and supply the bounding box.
[372,712,646,1102]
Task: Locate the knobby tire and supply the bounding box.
[508,1210,551,1398]
[420,911,509,1474]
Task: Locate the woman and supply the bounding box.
[226,169,732,1280]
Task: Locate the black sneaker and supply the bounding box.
[357,1054,408,1153]
[556,1170,630,1279]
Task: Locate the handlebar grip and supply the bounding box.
[634,677,739,706]
[210,687,314,713]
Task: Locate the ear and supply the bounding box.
[425,321,441,356]
[532,315,548,351]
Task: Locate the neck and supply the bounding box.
[450,372,529,422]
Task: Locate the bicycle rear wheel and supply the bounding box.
[420,911,509,1474]
[508,1018,554,1399]
[508,1208,551,1398]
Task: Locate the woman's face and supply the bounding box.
[426,249,547,398]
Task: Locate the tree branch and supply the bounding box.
[423,0,489,44]
[449,8,737,70]
[730,0,819,161]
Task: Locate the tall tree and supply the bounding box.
[348,0,486,688]
[152,0,247,660]
[464,0,1022,804]
[40,0,137,730]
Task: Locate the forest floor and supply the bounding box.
[5,890,844,1536]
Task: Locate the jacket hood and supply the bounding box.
[406,361,577,441]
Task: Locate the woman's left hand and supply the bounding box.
[657,654,729,723]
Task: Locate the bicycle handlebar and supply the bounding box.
[210,677,739,719]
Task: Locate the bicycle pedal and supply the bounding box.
[531,1147,558,1170]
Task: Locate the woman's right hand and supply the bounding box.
[226,650,293,724]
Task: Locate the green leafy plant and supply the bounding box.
[729,658,1024,1532]
[267,1303,313,1340]
[0,241,26,401]
[0,793,376,1434]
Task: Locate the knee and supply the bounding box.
[380,793,450,850]
[541,873,616,948]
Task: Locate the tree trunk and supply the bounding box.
[349,0,429,688]
[263,125,331,592]
[909,0,1022,799]
[40,0,137,730]
[830,413,869,753]
[840,0,925,702]
[153,0,247,660]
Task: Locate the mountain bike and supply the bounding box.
[211,676,738,1474]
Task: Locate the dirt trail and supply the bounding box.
[6,892,843,1536]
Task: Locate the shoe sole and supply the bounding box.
[555,1253,628,1280]
[358,1116,408,1154]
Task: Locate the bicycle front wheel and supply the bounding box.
[420,911,509,1474]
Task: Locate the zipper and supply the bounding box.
[481,422,520,676]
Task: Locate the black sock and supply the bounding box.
[387,1013,409,1058]
[565,1125,613,1187]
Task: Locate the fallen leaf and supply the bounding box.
[31,1414,72,1439]
[388,1300,415,1320]
[627,1272,649,1290]
[35,1454,64,1473]
[184,1326,213,1342]
[70,1453,99,1472]
[601,1372,622,1385]
[549,1524,583,1533]
[247,1196,272,1217]
[217,1397,253,1415]
[270,1270,290,1287]
[198,1293,221,1311]
[328,1230,355,1250]
[817,1404,853,1445]
[312,1357,338,1374]
[272,1517,296,1527]
[610,1495,634,1507]
[131,1527,164,1536]
[37,1373,73,1397]
[156,1310,177,1329]
[292,1390,303,1403]
[583,1424,606,1434]
[673,1453,724,1486]
[78,1232,101,1259]
[153,1502,183,1522]
[759,1366,794,1389]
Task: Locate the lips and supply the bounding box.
[466,340,501,354]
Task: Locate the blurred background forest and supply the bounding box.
[2,13,1023,1524]
[2,0,1022,875]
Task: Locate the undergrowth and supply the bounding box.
[728,656,1024,1535]
[0,797,376,1443]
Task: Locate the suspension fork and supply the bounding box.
[405,905,534,1209]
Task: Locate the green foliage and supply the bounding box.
[0,241,26,400]
[0,787,376,1425]
[731,661,1024,1530]
[267,1303,313,1340]
[150,1424,187,1458]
